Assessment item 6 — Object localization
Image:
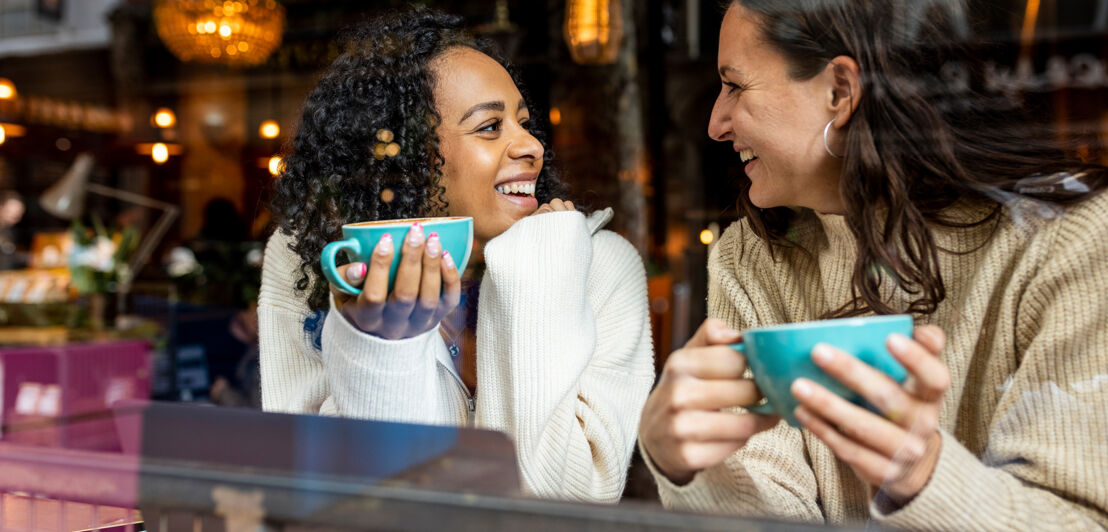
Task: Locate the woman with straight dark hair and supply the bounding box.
[639,0,1108,528]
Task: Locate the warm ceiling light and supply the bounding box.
[268,156,282,176]
[152,143,170,164]
[549,107,562,126]
[152,108,177,128]
[154,0,286,67]
[259,119,280,139]
[699,229,714,246]
[564,0,623,65]
[0,79,15,100]
[0,126,5,146]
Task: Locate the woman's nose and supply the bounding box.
[707,94,732,142]
[508,123,544,161]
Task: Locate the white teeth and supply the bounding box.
[739,148,757,163]
[496,182,536,196]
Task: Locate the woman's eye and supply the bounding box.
[478,119,502,133]
[724,82,744,95]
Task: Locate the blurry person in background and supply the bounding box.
[169,197,262,406]
[638,0,1108,529]
[0,190,26,270]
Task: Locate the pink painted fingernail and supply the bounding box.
[442,250,456,270]
[407,222,424,247]
[346,262,366,281]
[792,379,813,398]
[426,233,441,258]
[812,343,834,364]
[375,234,393,256]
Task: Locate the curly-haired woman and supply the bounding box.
[258,8,653,502]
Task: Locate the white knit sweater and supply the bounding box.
[258,209,655,502]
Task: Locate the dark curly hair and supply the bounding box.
[273,8,567,310]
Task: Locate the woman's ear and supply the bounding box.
[827,55,862,125]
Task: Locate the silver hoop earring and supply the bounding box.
[823,119,843,159]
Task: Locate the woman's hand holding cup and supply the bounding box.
[639,318,781,485]
[790,325,949,506]
[330,222,462,340]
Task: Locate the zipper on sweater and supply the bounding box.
[442,363,476,425]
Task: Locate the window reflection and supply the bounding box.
[0,0,1104,529]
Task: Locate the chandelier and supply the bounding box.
[154,0,286,67]
[564,0,623,65]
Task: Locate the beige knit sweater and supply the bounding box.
[259,209,655,502]
[648,195,1108,530]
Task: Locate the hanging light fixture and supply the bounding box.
[564,0,623,65]
[153,0,286,67]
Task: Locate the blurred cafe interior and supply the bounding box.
[0,0,1105,529]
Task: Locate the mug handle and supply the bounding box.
[730,342,776,415]
[321,238,363,296]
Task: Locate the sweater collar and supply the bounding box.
[586,207,614,235]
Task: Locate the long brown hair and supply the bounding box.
[729,0,1108,317]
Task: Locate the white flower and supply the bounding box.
[166,246,200,278]
[245,247,263,267]
[90,237,116,272]
[71,237,117,273]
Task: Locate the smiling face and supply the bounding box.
[708,3,845,214]
[430,47,544,247]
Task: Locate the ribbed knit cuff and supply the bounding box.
[638,437,722,509]
[323,294,439,375]
[869,429,996,530]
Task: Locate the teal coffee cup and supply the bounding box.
[321,217,473,295]
[732,314,912,427]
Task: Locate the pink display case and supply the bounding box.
[0,340,151,451]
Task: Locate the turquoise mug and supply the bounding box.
[321,216,474,295]
[732,314,912,427]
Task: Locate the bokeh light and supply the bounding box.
[152,143,169,164]
[259,120,280,139]
[153,108,177,128]
[268,156,282,176]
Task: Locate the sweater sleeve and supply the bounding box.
[319,300,463,426]
[646,222,824,522]
[475,211,655,502]
[871,202,1108,530]
[258,231,331,414]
